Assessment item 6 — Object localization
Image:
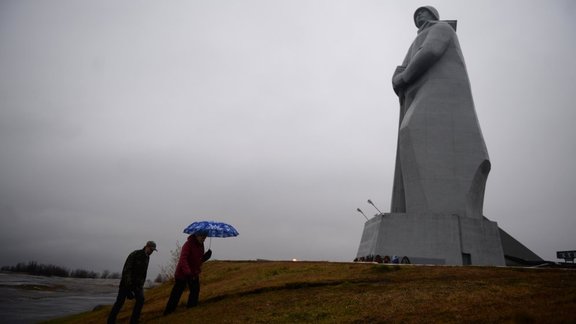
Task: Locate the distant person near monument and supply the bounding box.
[107,241,157,324]
[391,6,490,219]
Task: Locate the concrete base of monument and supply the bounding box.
[356,213,506,266]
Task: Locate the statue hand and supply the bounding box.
[392,73,407,95]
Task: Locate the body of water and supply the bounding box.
[0,272,120,323]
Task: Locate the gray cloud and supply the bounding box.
[1,0,575,276]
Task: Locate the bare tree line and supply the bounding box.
[1,261,120,279]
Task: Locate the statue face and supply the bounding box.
[415,9,435,28]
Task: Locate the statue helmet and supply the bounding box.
[413,6,440,26]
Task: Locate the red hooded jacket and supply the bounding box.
[174,235,210,280]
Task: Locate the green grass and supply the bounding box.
[45,261,576,323]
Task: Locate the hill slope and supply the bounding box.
[47,261,576,323]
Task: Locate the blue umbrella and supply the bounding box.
[183,221,239,248]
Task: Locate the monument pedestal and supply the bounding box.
[356,213,505,266]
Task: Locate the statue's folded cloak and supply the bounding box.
[392,19,490,219]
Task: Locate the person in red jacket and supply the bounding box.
[163,233,212,315]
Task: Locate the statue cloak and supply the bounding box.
[391,20,490,219]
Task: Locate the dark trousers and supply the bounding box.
[164,277,200,315]
[107,287,144,324]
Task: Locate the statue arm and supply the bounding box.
[392,48,411,95]
[393,23,453,90]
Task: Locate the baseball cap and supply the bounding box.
[146,241,158,251]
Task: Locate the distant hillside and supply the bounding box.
[46,261,576,323]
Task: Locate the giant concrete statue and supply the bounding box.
[356,6,542,266]
[391,6,490,219]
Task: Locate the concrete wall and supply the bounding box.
[356,213,505,266]
[498,226,543,264]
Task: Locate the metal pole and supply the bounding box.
[367,199,383,215]
[356,208,369,221]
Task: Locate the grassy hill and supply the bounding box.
[46,261,576,323]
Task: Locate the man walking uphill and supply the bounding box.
[108,241,157,324]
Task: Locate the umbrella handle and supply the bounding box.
[209,237,212,250]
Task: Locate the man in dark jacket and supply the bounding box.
[163,233,211,315]
[107,241,157,324]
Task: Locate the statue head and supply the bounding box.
[414,6,439,28]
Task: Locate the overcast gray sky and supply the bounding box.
[1,0,575,277]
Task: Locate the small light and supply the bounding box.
[292,258,298,262]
